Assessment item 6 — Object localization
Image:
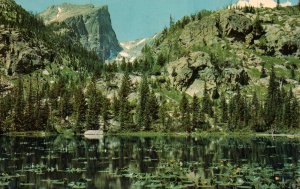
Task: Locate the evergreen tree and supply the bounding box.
[112,93,120,118]
[250,92,263,131]
[59,91,72,120]
[13,77,25,131]
[180,93,190,132]
[24,78,35,130]
[265,66,279,128]
[86,81,101,130]
[118,72,132,130]
[159,100,168,130]
[137,75,151,130]
[157,53,166,67]
[220,93,228,123]
[73,87,87,129]
[202,82,213,116]
[191,95,201,131]
[102,96,110,132]
[169,15,174,28]
[290,97,299,128]
[148,91,159,123]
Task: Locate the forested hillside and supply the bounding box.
[0,0,300,134]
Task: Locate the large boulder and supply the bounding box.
[167,51,212,91]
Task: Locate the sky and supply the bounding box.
[15,0,297,42]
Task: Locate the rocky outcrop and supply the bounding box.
[39,4,122,59]
[149,8,300,96]
[0,26,55,75]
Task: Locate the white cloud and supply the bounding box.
[232,0,292,8]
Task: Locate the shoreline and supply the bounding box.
[2,130,300,138]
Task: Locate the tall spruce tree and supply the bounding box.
[59,91,72,120]
[159,100,167,130]
[102,96,110,132]
[24,78,35,130]
[220,93,228,123]
[290,97,299,128]
[13,76,25,131]
[191,95,200,131]
[137,75,151,131]
[148,91,159,123]
[180,93,190,132]
[265,66,279,129]
[73,87,87,130]
[86,81,101,130]
[202,82,213,116]
[118,72,132,130]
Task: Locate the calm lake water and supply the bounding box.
[0,135,299,189]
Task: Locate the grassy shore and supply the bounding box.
[2,130,300,138]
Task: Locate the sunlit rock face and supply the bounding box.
[232,0,292,8]
[39,3,122,59]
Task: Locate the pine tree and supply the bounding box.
[180,93,190,132]
[59,91,72,120]
[220,93,228,123]
[157,53,166,67]
[102,96,110,132]
[265,66,279,128]
[298,0,300,10]
[148,91,159,122]
[86,81,101,130]
[159,100,167,130]
[73,87,87,129]
[13,77,25,131]
[137,75,151,130]
[112,93,120,118]
[169,15,174,28]
[118,72,132,130]
[24,78,35,130]
[191,95,200,131]
[202,82,213,117]
[290,97,299,128]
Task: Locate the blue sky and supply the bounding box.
[15,0,297,42]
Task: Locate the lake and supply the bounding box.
[0,135,299,188]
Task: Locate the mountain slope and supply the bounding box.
[141,6,300,97]
[39,3,122,59]
[0,0,102,80]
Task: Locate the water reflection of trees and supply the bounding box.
[0,136,299,188]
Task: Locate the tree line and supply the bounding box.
[0,66,299,134]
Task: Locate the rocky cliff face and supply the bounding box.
[148,7,300,97]
[39,3,122,59]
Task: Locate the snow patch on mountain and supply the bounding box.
[115,36,156,62]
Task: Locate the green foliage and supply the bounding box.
[73,87,87,129]
[202,82,213,117]
[179,93,190,132]
[137,75,151,131]
[118,72,133,130]
[86,81,101,130]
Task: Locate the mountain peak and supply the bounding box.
[39,3,121,59]
[40,3,108,24]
